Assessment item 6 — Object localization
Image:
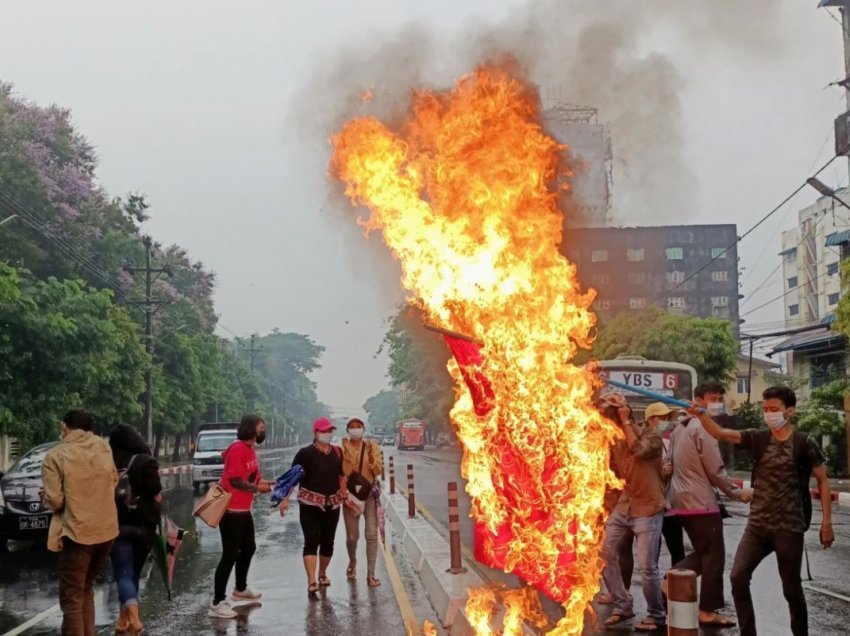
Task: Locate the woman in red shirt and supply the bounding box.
[208,415,272,619]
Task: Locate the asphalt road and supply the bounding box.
[0,447,438,636]
[386,446,850,636]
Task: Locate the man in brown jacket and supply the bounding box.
[42,410,119,636]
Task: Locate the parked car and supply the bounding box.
[381,435,394,447]
[0,442,58,550]
[192,423,238,493]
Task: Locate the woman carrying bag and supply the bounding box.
[341,418,383,587]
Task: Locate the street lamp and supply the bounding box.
[0,215,17,228]
[806,177,850,211]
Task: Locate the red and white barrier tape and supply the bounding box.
[158,464,192,476]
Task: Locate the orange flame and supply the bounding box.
[330,63,621,635]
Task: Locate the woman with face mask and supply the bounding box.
[209,414,272,619]
[341,418,383,587]
[280,417,349,595]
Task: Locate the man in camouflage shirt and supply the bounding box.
[693,386,834,636]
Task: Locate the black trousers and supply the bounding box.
[662,515,686,565]
[674,513,725,612]
[214,511,256,604]
[300,503,341,557]
[730,525,807,636]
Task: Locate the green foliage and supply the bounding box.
[795,379,848,438]
[591,307,738,382]
[0,265,146,445]
[379,306,454,434]
[733,400,764,431]
[763,369,807,393]
[834,259,850,337]
[363,389,401,429]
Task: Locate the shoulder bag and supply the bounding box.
[346,443,373,502]
[192,483,232,528]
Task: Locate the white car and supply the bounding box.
[192,424,238,493]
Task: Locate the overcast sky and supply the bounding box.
[1,1,847,416]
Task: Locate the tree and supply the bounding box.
[379,305,454,438]
[363,389,400,430]
[0,265,146,445]
[794,379,848,476]
[591,307,738,382]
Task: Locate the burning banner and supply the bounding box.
[330,63,621,635]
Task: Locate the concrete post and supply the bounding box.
[389,456,395,495]
[667,569,698,635]
[446,482,467,574]
[407,464,416,518]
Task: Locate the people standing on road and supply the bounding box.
[41,410,119,636]
[655,404,686,566]
[599,395,667,632]
[109,424,163,635]
[279,417,348,596]
[209,415,272,619]
[668,384,751,629]
[691,386,835,636]
[341,417,383,587]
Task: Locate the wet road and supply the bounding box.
[0,447,436,635]
[388,446,850,635]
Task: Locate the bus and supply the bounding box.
[396,419,426,451]
[596,355,698,421]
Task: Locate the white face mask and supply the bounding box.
[706,402,725,417]
[348,428,364,440]
[764,411,788,430]
[316,432,332,444]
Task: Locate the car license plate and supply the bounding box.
[19,515,48,530]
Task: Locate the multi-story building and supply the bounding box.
[780,188,850,327]
[562,224,741,330]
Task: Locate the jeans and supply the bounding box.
[213,511,256,605]
[58,539,113,636]
[731,525,807,636]
[299,503,341,557]
[674,513,725,612]
[601,510,665,622]
[343,497,379,574]
[110,525,154,608]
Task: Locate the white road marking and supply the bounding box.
[0,604,60,636]
[804,583,850,603]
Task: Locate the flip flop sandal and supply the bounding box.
[634,618,665,632]
[367,574,381,587]
[318,576,331,587]
[699,615,737,628]
[347,565,357,581]
[603,612,635,626]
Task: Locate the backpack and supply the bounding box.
[750,430,813,530]
[115,454,139,511]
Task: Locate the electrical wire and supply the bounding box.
[741,268,833,318]
[656,155,839,302]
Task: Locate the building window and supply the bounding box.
[829,293,840,306]
[667,271,685,284]
[789,304,799,316]
[667,297,686,309]
[711,296,729,307]
[711,271,729,283]
[629,297,647,309]
[666,247,684,260]
[828,262,839,276]
[736,377,751,395]
[787,276,798,288]
[592,273,610,285]
[596,299,611,310]
[712,306,730,318]
[627,248,645,262]
[591,250,608,262]
[628,272,647,284]
[784,249,797,263]
[711,247,727,259]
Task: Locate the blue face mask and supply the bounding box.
[764,411,787,430]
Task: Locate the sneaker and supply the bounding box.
[208,601,238,619]
[231,588,262,602]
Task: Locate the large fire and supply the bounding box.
[330,63,621,634]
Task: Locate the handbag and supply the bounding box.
[346,443,373,502]
[192,483,232,528]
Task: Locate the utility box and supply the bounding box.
[835,110,850,156]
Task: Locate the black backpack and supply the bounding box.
[115,455,140,511]
[750,430,813,530]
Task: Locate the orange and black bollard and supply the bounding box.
[446,482,467,574]
[667,569,698,635]
[389,456,395,495]
[407,464,415,518]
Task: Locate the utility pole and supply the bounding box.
[125,237,171,445]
